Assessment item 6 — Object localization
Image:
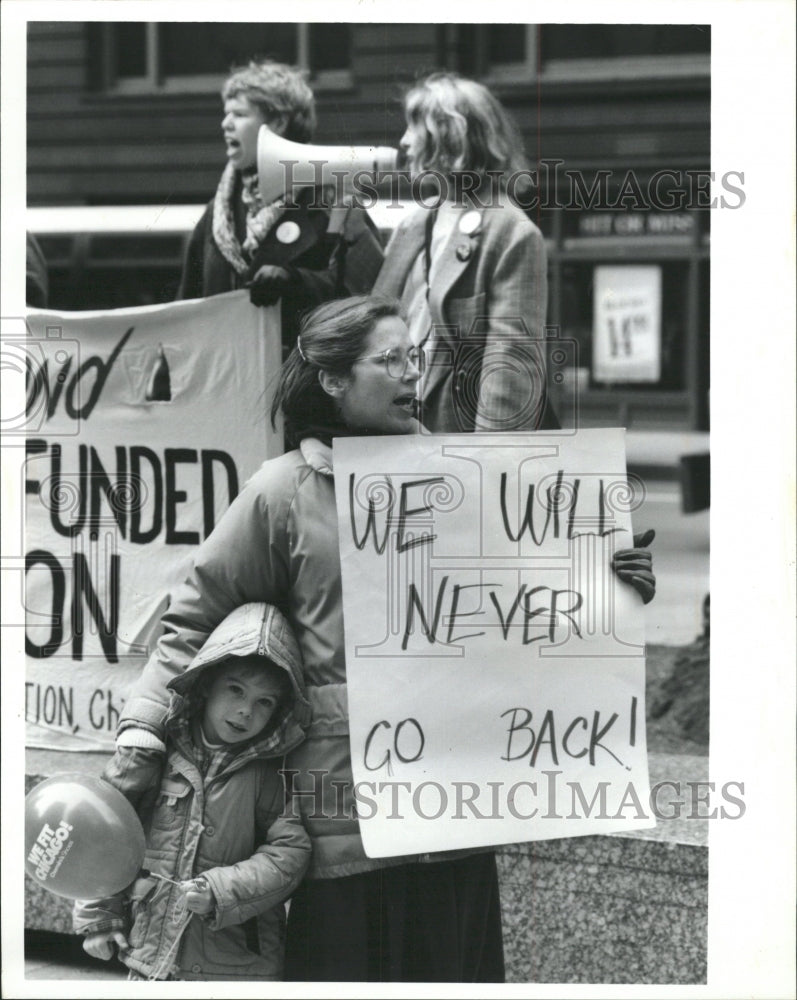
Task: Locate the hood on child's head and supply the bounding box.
[166,602,310,752]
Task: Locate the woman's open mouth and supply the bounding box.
[393,393,417,413]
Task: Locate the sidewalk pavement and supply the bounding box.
[23,930,126,982]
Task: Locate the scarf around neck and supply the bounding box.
[212,162,286,276]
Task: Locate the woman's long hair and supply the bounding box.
[270,296,402,442]
[404,72,529,190]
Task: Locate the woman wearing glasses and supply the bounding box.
[110,296,655,983]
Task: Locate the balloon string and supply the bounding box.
[149,904,192,981]
[139,868,181,887]
[139,870,210,978]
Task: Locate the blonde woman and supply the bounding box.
[375,72,556,432]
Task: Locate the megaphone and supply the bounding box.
[257,125,397,205]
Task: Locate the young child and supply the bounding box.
[73,602,311,981]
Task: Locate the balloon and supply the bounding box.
[25,773,146,900]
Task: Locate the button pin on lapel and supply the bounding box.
[276,221,301,244]
[456,243,472,262]
[458,210,481,235]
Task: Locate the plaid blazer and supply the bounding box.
[374,198,552,432]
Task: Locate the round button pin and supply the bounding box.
[276,221,301,244]
[458,210,481,235]
[455,243,472,262]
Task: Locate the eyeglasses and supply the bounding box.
[353,346,426,379]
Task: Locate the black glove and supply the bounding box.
[248,265,292,307]
[612,528,656,604]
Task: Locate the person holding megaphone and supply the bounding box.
[178,60,384,351]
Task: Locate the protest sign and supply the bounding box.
[23,291,280,752]
[334,430,653,855]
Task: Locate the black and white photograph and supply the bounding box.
[1,2,794,997]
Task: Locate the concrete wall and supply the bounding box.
[497,836,706,983]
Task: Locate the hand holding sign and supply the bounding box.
[612,528,656,604]
[25,774,146,899]
[248,264,291,306]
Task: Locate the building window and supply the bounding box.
[460,23,709,83]
[454,24,537,80]
[539,23,710,80]
[96,22,351,94]
[485,25,537,81]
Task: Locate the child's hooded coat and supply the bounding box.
[73,602,311,981]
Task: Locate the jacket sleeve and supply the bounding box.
[473,220,548,432]
[286,205,384,306]
[100,744,165,805]
[177,206,212,301]
[201,784,311,931]
[73,753,161,932]
[377,211,405,261]
[73,894,128,937]
[118,467,293,737]
[340,205,385,294]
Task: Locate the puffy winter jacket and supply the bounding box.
[118,439,479,879]
[75,603,311,980]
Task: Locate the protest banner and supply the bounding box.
[334,430,653,855]
[23,291,280,752]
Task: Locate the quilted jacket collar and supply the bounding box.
[300,437,333,475]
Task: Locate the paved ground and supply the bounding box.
[19,930,127,983]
